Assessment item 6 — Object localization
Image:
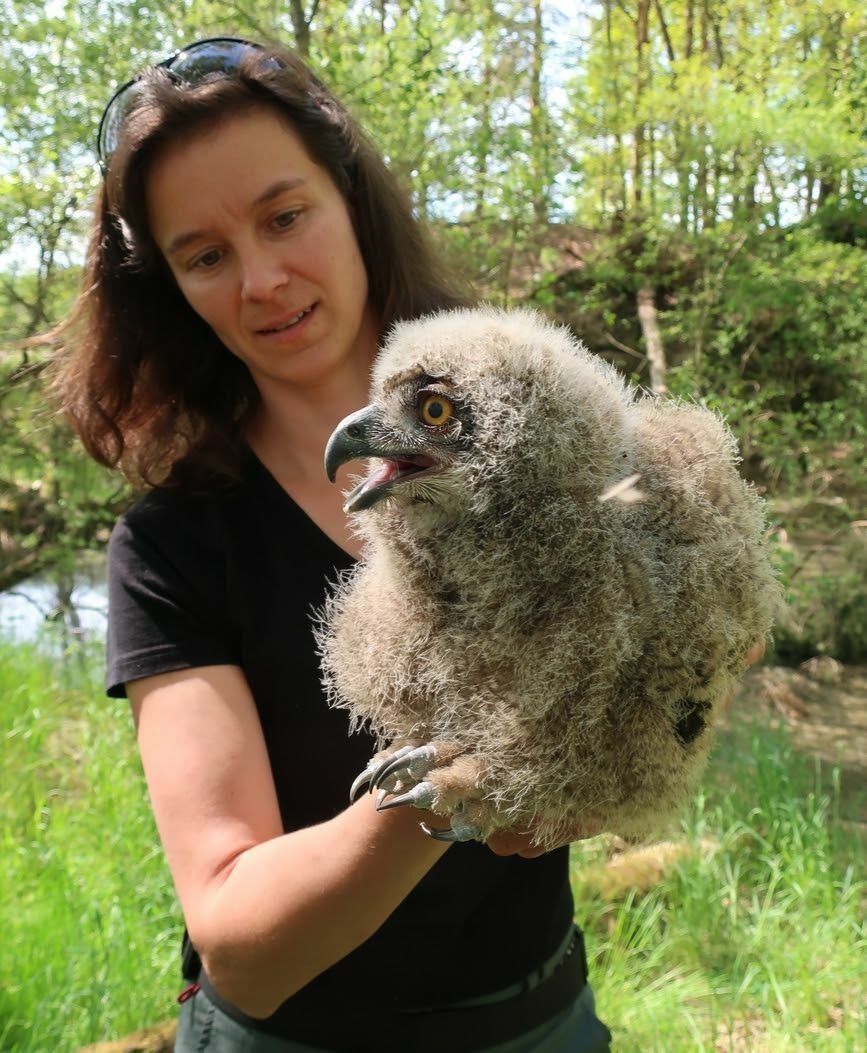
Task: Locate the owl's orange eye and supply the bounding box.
[419,393,454,427]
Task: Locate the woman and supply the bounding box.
[55,38,612,1051]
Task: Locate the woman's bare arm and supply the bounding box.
[129,665,449,1019]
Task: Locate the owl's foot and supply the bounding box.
[349,742,439,801]
[349,740,491,842]
[417,810,484,843]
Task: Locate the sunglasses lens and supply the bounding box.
[97,38,265,167]
[168,38,255,80]
[98,81,142,165]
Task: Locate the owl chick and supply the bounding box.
[319,307,780,848]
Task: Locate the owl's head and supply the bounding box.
[325,307,634,518]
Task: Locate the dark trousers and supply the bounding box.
[175,982,612,1052]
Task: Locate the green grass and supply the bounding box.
[576,723,867,1051]
[2,636,865,1051]
[0,637,180,1052]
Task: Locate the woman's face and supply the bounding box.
[146,107,378,395]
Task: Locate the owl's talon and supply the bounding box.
[349,766,375,802]
[372,744,437,789]
[355,745,416,798]
[350,743,428,802]
[419,814,482,843]
[450,814,482,842]
[420,822,461,842]
[375,782,435,812]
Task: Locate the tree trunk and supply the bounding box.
[685,0,695,58]
[529,0,549,226]
[474,48,494,220]
[701,144,717,230]
[818,171,840,206]
[289,0,315,58]
[603,0,627,216]
[707,154,719,228]
[696,138,707,231]
[631,0,652,213]
[637,287,668,393]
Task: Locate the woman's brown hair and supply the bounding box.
[53,42,471,488]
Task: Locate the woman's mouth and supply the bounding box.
[258,305,315,334]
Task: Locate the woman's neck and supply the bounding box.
[247,348,373,481]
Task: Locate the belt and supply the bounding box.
[199,926,588,1053]
[403,925,584,1012]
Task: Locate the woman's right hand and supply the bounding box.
[129,665,448,1018]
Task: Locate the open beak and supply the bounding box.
[324,406,385,482]
[324,405,440,513]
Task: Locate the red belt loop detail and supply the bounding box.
[177,982,201,1004]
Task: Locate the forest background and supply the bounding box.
[0,1,865,1051]
[1,0,865,661]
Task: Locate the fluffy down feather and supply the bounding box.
[317,307,781,847]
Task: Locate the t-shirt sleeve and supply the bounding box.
[105,497,241,697]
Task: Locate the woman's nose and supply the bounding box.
[240,248,289,301]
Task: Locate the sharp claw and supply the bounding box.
[419,815,482,843]
[420,822,462,842]
[376,782,435,812]
[351,745,416,802]
[372,754,415,790]
[373,744,436,789]
[350,767,375,802]
[368,745,416,793]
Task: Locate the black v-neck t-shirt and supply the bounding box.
[106,449,577,1037]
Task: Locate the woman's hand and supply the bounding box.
[744,639,766,668]
[486,818,603,859]
[720,639,767,713]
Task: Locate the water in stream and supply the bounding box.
[0,555,108,643]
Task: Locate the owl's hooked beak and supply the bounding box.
[325,405,441,513]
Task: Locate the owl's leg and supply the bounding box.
[350,740,469,799]
[379,749,495,842]
[419,806,483,843]
[349,741,494,841]
[349,742,420,801]
[349,741,460,801]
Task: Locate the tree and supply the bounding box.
[565,0,865,231]
[1,0,864,598]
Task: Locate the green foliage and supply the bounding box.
[574,723,866,1051]
[564,0,866,231]
[770,527,867,664]
[812,195,867,248]
[664,227,867,491]
[0,355,131,590]
[535,219,867,498]
[661,228,863,486]
[4,634,862,1049]
[0,638,180,1051]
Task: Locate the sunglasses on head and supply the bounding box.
[96,37,277,171]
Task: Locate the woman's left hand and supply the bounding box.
[486,819,603,859]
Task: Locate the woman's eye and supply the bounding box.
[419,392,454,427]
[191,248,222,270]
[272,209,300,231]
